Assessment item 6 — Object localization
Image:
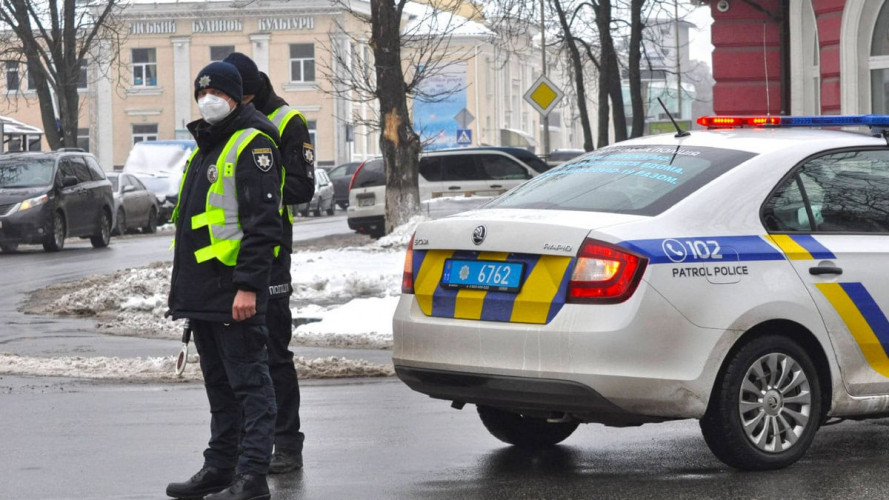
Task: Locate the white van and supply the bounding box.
[347,148,540,237]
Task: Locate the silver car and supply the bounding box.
[295,169,335,217]
[107,172,159,235]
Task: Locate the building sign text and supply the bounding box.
[258,17,314,31]
[128,21,177,35]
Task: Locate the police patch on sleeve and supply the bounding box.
[252,148,274,172]
[303,144,315,167]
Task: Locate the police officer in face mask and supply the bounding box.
[223,52,313,474]
[165,61,282,500]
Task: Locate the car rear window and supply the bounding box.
[0,158,54,188]
[352,159,385,188]
[485,145,757,216]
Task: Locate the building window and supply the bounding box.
[132,48,157,87]
[289,44,315,82]
[210,46,235,62]
[306,120,316,147]
[78,59,88,90]
[77,128,90,152]
[132,124,158,144]
[5,61,20,92]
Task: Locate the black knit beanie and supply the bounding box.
[194,61,243,103]
[223,52,264,97]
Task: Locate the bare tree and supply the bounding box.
[320,0,483,234]
[550,0,594,152]
[0,0,125,149]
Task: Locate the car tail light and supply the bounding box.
[402,233,415,294]
[566,238,648,304]
[349,160,367,192]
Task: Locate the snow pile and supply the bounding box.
[290,248,404,302]
[294,297,399,349]
[0,353,394,382]
[370,214,430,250]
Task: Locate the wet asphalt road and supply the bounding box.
[6,374,889,500]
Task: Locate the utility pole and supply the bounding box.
[674,0,682,120]
[540,0,550,159]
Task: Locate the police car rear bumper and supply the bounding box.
[393,281,737,420]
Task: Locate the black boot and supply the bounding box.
[269,449,303,474]
[205,473,270,500]
[166,466,235,499]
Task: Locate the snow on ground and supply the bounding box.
[0,353,394,382]
[25,216,428,358]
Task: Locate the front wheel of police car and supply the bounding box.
[700,335,821,471]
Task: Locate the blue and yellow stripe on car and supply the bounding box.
[412,250,574,325]
[816,282,889,378]
[766,234,836,260]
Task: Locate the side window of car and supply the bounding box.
[69,157,93,184]
[764,150,889,233]
[130,176,147,191]
[85,156,106,181]
[441,155,480,181]
[120,175,132,190]
[58,158,78,185]
[419,157,442,181]
[763,176,811,232]
[478,155,529,180]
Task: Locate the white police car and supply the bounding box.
[394,115,889,470]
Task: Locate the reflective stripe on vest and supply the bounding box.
[268,105,307,225]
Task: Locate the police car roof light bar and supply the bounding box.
[697,114,889,129]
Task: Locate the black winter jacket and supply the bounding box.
[167,103,283,324]
[254,72,315,299]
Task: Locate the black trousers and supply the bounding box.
[266,297,305,453]
[193,320,277,475]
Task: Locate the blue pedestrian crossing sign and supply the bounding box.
[456,129,472,145]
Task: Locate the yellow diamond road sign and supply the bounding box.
[524,75,564,117]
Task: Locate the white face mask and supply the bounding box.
[198,94,233,124]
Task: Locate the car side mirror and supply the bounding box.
[123,185,136,193]
[526,173,534,180]
[62,176,78,187]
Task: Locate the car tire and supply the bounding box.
[90,209,112,248]
[0,242,19,253]
[700,334,821,471]
[43,211,66,252]
[477,405,579,448]
[143,207,157,234]
[114,208,126,236]
[300,208,310,217]
[325,198,335,216]
[313,205,321,217]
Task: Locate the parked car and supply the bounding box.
[294,168,335,217]
[106,172,159,236]
[547,148,585,167]
[347,148,538,238]
[122,140,196,224]
[328,161,362,209]
[0,149,114,252]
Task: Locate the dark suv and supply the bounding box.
[0,150,114,252]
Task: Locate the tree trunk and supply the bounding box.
[370,0,421,234]
[628,0,646,138]
[597,62,610,148]
[551,0,594,152]
[26,58,62,150]
[595,0,626,143]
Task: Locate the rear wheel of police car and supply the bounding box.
[477,406,579,448]
[90,209,112,248]
[43,211,66,252]
[700,335,821,470]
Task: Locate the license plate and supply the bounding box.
[358,196,374,207]
[441,259,525,293]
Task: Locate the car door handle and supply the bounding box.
[489,184,503,189]
[809,266,843,276]
[448,186,461,190]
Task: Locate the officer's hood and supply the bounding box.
[254,72,288,116]
[187,102,281,151]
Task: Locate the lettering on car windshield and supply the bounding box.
[547,150,698,185]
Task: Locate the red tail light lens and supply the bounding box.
[402,233,415,294]
[349,160,367,192]
[566,239,648,304]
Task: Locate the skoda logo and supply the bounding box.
[472,225,487,245]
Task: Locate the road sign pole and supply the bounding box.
[540,0,550,161]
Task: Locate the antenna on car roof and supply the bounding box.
[657,97,690,138]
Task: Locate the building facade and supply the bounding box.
[0,0,581,170]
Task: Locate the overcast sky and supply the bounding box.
[687,6,714,66]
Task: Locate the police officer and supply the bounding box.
[223,52,313,474]
[165,61,282,500]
